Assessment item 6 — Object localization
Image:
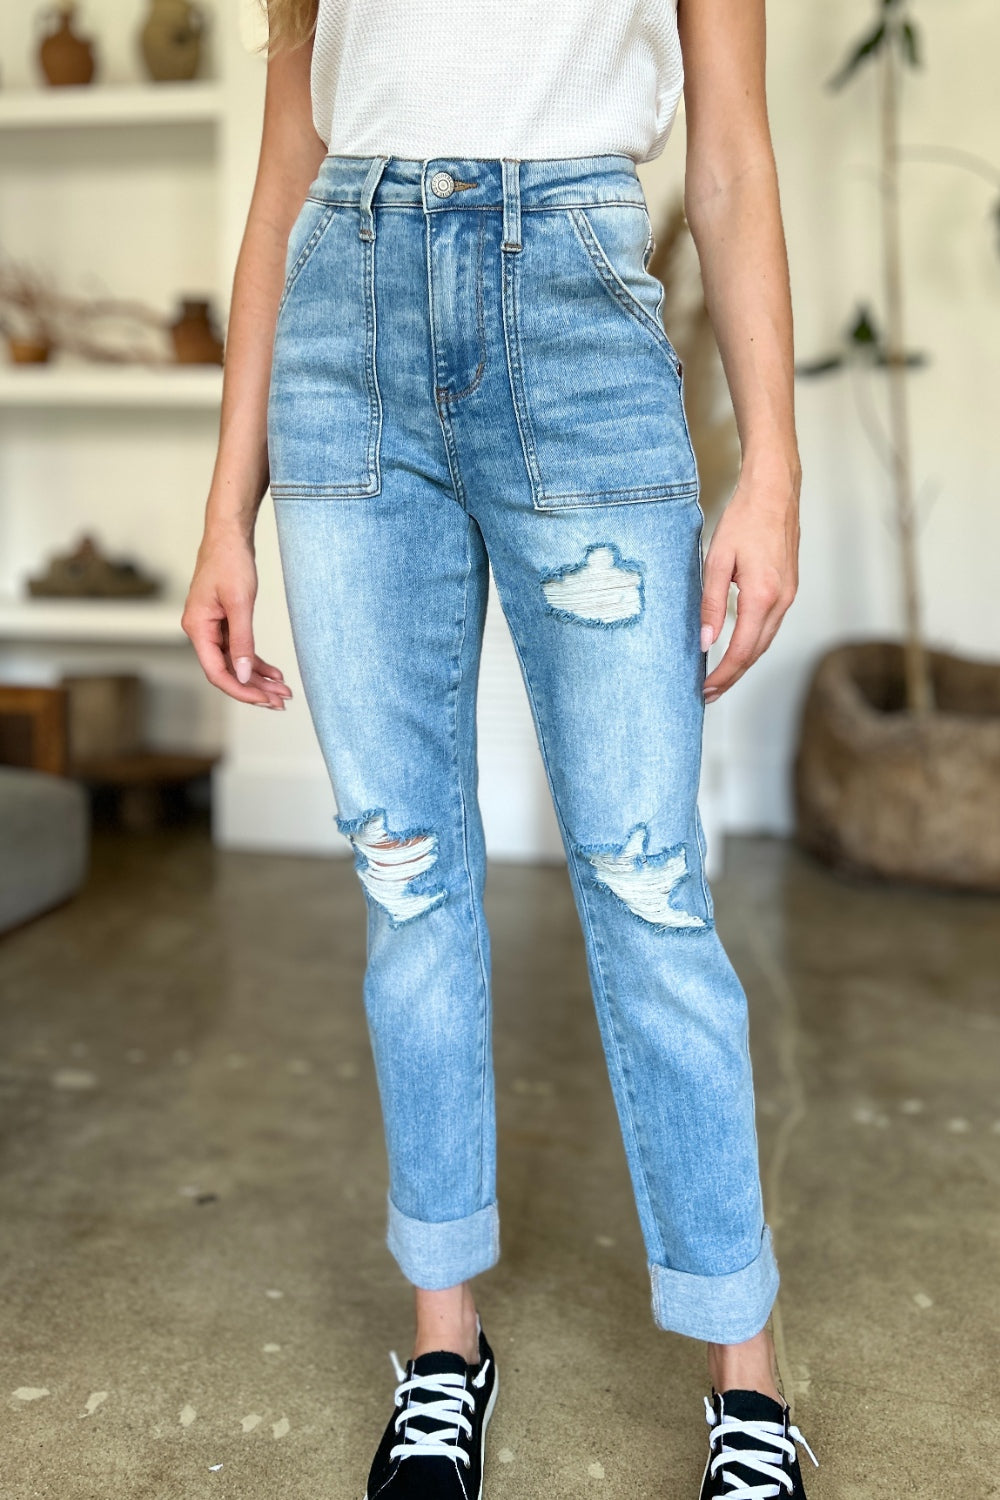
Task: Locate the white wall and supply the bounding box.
[3,1,998,857]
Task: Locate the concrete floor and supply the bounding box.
[1,828,998,1499]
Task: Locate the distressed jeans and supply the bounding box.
[267,155,779,1343]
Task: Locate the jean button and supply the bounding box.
[430,171,455,199]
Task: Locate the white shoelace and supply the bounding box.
[704,1397,819,1499]
[387,1348,491,1466]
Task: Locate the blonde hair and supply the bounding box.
[261,0,319,55]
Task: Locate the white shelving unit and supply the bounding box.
[0,596,187,646]
[0,80,223,129]
[0,5,257,774]
[0,364,223,409]
[0,77,226,645]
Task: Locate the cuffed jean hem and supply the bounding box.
[649,1224,780,1343]
[386,1194,501,1290]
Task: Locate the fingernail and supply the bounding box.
[235,657,253,684]
[704,689,719,703]
[700,625,714,653]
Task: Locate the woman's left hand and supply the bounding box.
[699,459,801,702]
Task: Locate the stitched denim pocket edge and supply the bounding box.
[569,205,683,380]
[276,199,336,321]
[268,211,384,501]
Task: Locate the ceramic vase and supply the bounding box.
[38,2,96,87]
[140,0,205,83]
[169,299,223,365]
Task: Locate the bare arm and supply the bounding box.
[677,0,801,700]
[182,37,327,708]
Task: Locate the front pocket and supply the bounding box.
[569,205,684,374]
[505,204,699,509]
[267,205,383,499]
[277,196,335,316]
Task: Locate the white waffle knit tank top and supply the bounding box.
[310,0,685,166]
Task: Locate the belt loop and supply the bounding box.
[359,155,390,242]
[501,158,522,253]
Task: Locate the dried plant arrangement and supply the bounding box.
[0,254,205,366]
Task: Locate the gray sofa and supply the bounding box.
[0,767,89,935]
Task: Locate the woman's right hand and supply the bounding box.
[181,526,292,711]
[180,32,324,714]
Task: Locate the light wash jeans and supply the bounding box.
[267,154,779,1344]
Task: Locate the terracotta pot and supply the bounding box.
[7,335,53,364]
[38,3,96,87]
[794,640,1000,891]
[140,0,205,83]
[168,298,223,365]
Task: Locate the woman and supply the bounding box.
[183,1,816,1495]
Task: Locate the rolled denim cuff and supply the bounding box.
[649,1224,780,1343]
[386,1194,500,1290]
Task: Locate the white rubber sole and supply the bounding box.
[475,1365,499,1500]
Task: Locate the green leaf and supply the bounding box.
[828,22,887,89]
[900,20,921,67]
[849,305,881,348]
[795,354,846,378]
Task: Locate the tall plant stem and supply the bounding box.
[880,29,932,712]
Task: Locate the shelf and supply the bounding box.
[0,81,223,130]
[0,597,189,646]
[0,364,223,410]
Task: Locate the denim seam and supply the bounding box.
[270,483,381,499]
[275,203,336,320]
[566,852,668,1263]
[451,521,492,1211]
[305,198,648,212]
[490,592,667,1265]
[499,236,547,506]
[642,203,668,326]
[426,213,469,507]
[435,212,488,404]
[361,228,385,494]
[538,480,700,506]
[569,206,683,378]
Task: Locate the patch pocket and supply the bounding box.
[267,205,383,499]
[507,203,699,509]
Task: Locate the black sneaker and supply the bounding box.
[365,1316,498,1500]
[700,1388,818,1499]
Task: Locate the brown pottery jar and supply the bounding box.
[38,3,97,87]
[140,0,205,83]
[7,335,53,365]
[169,299,224,365]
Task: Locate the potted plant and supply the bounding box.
[792,0,1000,891]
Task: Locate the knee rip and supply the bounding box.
[579,825,709,930]
[340,811,446,925]
[541,543,644,627]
